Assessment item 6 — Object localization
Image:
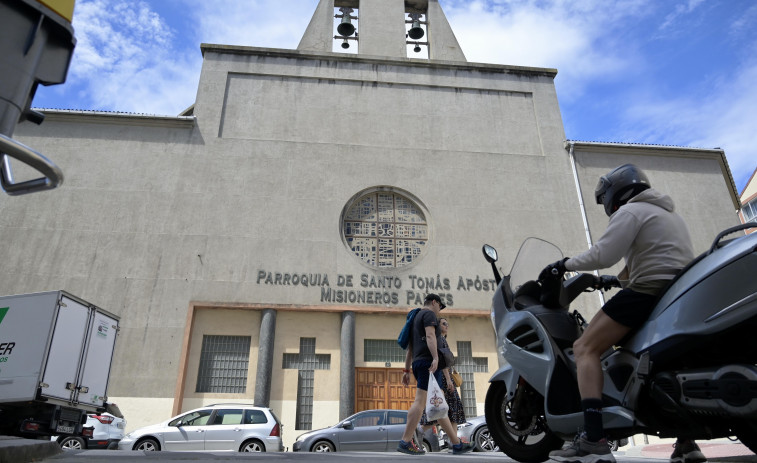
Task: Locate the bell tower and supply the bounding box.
[297,0,466,61]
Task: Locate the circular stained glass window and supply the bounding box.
[341,189,429,268]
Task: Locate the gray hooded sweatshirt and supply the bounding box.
[565,188,694,295]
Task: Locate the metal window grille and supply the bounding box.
[456,341,488,417]
[364,339,406,363]
[296,369,314,430]
[344,192,428,268]
[195,335,251,393]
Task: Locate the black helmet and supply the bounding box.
[595,164,651,217]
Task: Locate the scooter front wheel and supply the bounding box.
[485,380,563,463]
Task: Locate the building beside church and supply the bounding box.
[738,167,757,234]
[5,0,741,450]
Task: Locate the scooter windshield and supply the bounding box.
[509,238,564,294]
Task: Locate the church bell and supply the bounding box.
[337,15,356,37]
[408,19,424,40]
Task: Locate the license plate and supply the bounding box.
[56,425,75,434]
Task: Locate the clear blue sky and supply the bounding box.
[33,0,757,194]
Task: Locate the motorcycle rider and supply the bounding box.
[542,164,706,463]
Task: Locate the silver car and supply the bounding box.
[294,409,433,452]
[458,415,498,452]
[117,404,283,452]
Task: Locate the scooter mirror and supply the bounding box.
[482,244,498,263]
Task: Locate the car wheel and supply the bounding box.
[608,439,620,451]
[473,426,498,452]
[59,436,86,450]
[134,438,160,451]
[240,439,265,452]
[312,440,335,452]
[422,440,432,452]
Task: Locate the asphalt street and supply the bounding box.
[37,449,757,463]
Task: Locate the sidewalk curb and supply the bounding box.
[0,436,63,463]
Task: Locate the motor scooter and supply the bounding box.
[482,224,757,462]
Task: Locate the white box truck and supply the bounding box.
[0,291,119,438]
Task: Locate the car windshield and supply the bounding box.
[169,409,212,427]
[509,238,563,293]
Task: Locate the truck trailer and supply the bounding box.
[0,291,119,438]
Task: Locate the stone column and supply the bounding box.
[254,309,277,407]
[340,311,356,420]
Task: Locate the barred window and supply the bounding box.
[342,189,428,268]
[364,339,406,363]
[456,341,489,418]
[196,335,251,393]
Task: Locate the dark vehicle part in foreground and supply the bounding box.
[482,224,757,462]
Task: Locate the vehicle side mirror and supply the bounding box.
[342,420,354,430]
[483,244,502,285]
[483,244,498,263]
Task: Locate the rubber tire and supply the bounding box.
[134,437,160,451]
[608,439,620,451]
[736,420,757,455]
[312,440,335,452]
[59,436,86,450]
[485,381,563,462]
[240,439,265,452]
[422,440,432,452]
[473,425,498,452]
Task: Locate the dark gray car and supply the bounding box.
[294,410,434,452]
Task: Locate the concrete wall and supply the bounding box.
[571,144,740,260]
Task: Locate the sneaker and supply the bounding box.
[451,441,473,455]
[670,440,707,463]
[397,439,425,455]
[549,434,616,463]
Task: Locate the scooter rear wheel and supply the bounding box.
[485,380,563,462]
[736,420,757,456]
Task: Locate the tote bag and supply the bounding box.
[425,374,449,421]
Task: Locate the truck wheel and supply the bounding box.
[485,381,563,462]
[59,436,86,450]
[135,437,160,451]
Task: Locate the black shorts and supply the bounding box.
[601,288,658,329]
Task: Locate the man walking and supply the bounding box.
[397,293,473,455]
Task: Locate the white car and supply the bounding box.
[117,404,283,452]
[55,404,126,450]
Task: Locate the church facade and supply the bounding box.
[6,0,740,450]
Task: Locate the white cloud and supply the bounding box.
[65,0,199,114]
[186,0,316,49]
[444,0,654,101]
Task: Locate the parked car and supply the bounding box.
[415,424,441,452]
[458,415,498,452]
[608,437,629,451]
[293,409,438,452]
[117,404,283,452]
[54,403,126,450]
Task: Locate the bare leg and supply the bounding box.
[402,389,427,442]
[437,416,460,446]
[573,310,631,399]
